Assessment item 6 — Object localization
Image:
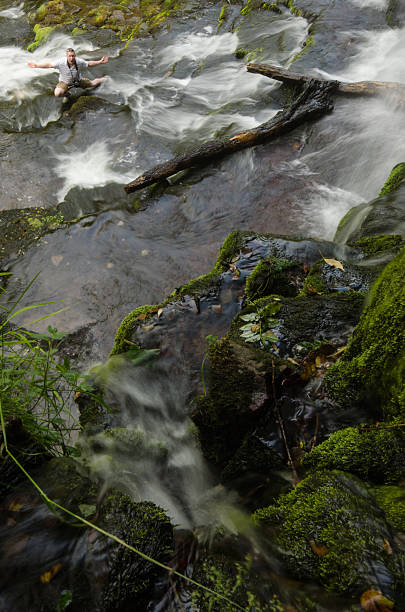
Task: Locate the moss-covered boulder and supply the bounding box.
[190,540,285,612]
[245,256,303,300]
[324,248,405,419]
[253,471,403,598]
[374,484,405,533]
[192,337,273,465]
[334,163,405,244]
[300,258,377,296]
[302,425,405,484]
[255,292,365,359]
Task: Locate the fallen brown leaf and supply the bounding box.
[360,589,394,611]
[323,257,344,271]
[40,562,62,584]
[309,539,328,557]
[383,538,393,555]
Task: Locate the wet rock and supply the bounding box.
[335,163,405,244]
[324,248,405,419]
[301,258,377,296]
[253,471,404,599]
[386,0,405,27]
[191,337,273,466]
[0,206,65,268]
[257,292,364,359]
[0,418,50,497]
[0,456,174,611]
[28,0,183,46]
[292,0,387,74]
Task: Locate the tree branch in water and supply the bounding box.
[124,80,337,193]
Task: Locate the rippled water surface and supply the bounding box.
[1,0,403,359]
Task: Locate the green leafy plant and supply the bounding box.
[239,301,281,347]
[0,273,94,455]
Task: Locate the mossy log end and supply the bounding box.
[124,79,337,193]
[247,62,405,97]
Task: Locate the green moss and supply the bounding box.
[111,231,250,356]
[302,426,405,483]
[240,0,292,16]
[324,248,405,419]
[386,0,400,27]
[111,304,163,356]
[27,24,55,52]
[234,46,264,61]
[374,485,405,531]
[379,162,405,196]
[99,493,173,607]
[30,0,181,44]
[349,235,405,257]
[299,261,327,295]
[71,26,86,36]
[191,337,267,465]
[192,551,283,611]
[253,471,401,593]
[246,257,301,300]
[293,33,314,62]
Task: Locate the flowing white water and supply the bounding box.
[78,359,250,532]
[0,33,97,102]
[0,3,24,19]
[54,141,133,202]
[350,0,386,8]
[290,26,405,237]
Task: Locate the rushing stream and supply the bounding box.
[1,0,404,609]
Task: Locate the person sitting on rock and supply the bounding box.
[28,47,108,101]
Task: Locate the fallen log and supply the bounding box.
[124,79,337,194]
[247,62,405,97]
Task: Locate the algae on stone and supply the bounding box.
[324,248,405,419]
[253,471,402,595]
[302,425,405,483]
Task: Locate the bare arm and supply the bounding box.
[27,61,53,68]
[87,56,109,67]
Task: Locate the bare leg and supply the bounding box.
[88,77,107,88]
[54,86,66,97]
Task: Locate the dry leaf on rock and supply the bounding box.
[323,257,344,270]
[40,563,62,584]
[309,539,328,557]
[360,590,394,611]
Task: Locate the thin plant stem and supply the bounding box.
[0,398,244,611]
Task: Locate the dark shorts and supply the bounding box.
[56,78,93,92]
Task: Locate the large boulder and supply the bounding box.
[253,471,404,600]
[324,248,405,419]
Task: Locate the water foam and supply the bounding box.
[54,141,133,202]
[78,358,249,531]
[0,3,24,18]
[0,33,98,103]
